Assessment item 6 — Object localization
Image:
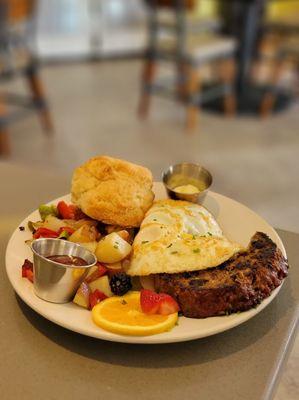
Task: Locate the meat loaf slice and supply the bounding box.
[155,232,288,318]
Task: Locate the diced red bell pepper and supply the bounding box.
[33,227,59,239]
[86,263,108,283]
[89,289,108,309]
[57,201,77,220]
[21,259,34,283]
[57,226,75,236]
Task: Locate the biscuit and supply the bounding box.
[71,156,154,227]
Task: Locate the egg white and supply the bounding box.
[126,199,242,276]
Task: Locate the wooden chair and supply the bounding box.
[0,0,53,156]
[138,0,237,131]
[259,9,299,116]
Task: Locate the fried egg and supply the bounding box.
[125,199,242,276]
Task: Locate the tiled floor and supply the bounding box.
[1,59,299,399]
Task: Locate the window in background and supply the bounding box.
[89,0,147,56]
[36,0,147,60]
[36,0,91,59]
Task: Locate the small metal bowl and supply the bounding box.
[162,163,213,204]
[31,238,97,303]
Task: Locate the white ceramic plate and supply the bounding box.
[6,183,287,344]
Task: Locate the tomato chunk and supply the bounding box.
[21,259,34,283]
[26,269,34,283]
[33,227,59,239]
[57,201,77,220]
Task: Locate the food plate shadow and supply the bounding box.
[15,286,290,369]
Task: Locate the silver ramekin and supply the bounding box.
[31,238,97,303]
[162,163,213,204]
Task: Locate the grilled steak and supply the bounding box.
[155,232,288,318]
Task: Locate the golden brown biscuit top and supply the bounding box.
[71,156,154,227]
[84,156,152,184]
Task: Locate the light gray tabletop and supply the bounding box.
[0,162,298,400]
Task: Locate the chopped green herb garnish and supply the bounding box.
[121,300,127,305]
[193,248,200,253]
[207,232,212,236]
[153,218,157,221]
[142,240,149,244]
[113,245,119,249]
[166,243,173,248]
[192,235,196,240]
[171,251,178,254]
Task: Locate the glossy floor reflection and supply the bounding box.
[1,59,298,399]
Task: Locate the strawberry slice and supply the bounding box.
[140,289,180,315]
[158,293,180,315]
[89,289,108,309]
[140,289,162,315]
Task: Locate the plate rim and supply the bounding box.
[5,186,287,344]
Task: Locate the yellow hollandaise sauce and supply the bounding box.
[174,184,200,194]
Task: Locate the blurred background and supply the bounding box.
[1,0,298,227]
[0,1,298,398]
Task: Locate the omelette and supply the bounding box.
[125,199,242,276]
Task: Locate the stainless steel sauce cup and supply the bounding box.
[162,163,213,204]
[31,238,97,303]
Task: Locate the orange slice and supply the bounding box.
[92,291,178,336]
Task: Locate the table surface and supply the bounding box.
[0,162,298,400]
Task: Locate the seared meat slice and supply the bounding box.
[155,232,288,318]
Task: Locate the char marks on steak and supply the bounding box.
[155,232,288,318]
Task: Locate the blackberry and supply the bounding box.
[110,273,132,296]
